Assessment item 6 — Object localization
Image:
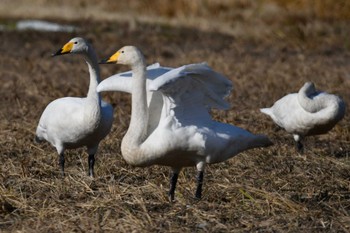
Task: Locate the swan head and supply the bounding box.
[99,46,145,66]
[52,37,90,56]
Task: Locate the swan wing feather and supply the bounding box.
[97,63,171,93]
[146,63,233,127]
[148,63,233,110]
[37,97,91,143]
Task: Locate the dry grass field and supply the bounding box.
[0,0,350,232]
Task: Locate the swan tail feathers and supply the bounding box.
[260,108,272,116]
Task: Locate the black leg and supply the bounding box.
[195,171,204,199]
[296,141,304,154]
[88,154,95,177]
[169,172,179,202]
[59,153,65,177]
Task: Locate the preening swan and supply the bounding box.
[98,46,272,201]
[35,37,114,177]
[260,82,345,152]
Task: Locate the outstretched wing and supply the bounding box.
[148,63,233,126]
[97,62,232,131]
[149,63,232,110]
[96,63,172,134]
[97,63,172,93]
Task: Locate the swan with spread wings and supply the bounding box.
[98,46,272,201]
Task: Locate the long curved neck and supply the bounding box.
[84,48,101,103]
[298,82,323,113]
[121,60,150,166]
[81,47,102,131]
[298,82,345,123]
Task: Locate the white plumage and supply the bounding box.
[260,82,345,151]
[98,46,272,200]
[35,37,114,177]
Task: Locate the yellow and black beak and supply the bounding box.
[99,51,121,64]
[52,41,74,57]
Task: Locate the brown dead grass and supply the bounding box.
[1,1,350,232]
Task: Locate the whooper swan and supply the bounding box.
[97,46,272,201]
[35,37,114,177]
[260,82,345,152]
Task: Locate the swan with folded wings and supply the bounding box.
[98,46,272,201]
[35,37,114,177]
[260,82,345,152]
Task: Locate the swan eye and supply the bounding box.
[121,51,124,53]
[74,41,78,44]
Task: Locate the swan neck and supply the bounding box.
[126,62,149,143]
[121,61,150,165]
[298,84,322,113]
[84,49,101,102]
